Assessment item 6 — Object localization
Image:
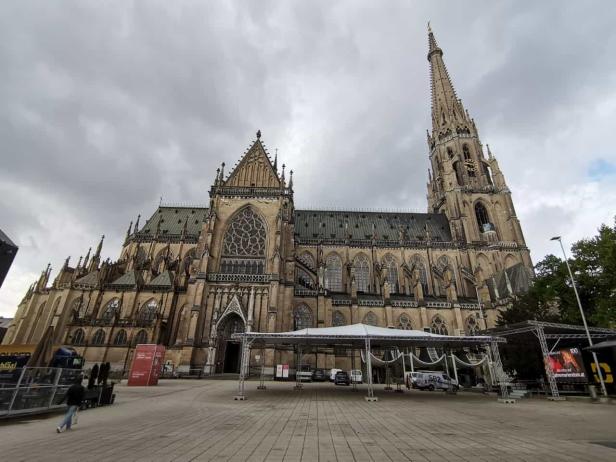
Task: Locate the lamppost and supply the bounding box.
[550,236,608,397]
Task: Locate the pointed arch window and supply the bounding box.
[134,329,148,345]
[221,207,266,274]
[71,297,86,319]
[363,312,378,326]
[71,328,85,345]
[430,316,448,335]
[113,329,128,345]
[138,299,158,322]
[294,305,313,331]
[382,254,399,293]
[463,144,476,177]
[296,268,316,289]
[102,298,120,322]
[297,252,316,271]
[398,314,412,330]
[352,254,370,293]
[91,329,106,345]
[435,256,455,296]
[475,202,494,233]
[324,254,343,292]
[409,255,429,295]
[332,310,346,327]
[465,315,480,336]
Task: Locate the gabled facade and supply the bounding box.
[3,28,533,375]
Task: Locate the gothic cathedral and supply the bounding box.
[3,28,533,375]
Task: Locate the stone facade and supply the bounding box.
[3,28,533,375]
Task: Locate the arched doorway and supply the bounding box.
[215,313,245,373]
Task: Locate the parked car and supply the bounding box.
[329,368,342,382]
[296,365,313,382]
[409,371,459,391]
[348,369,363,383]
[312,368,327,382]
[334,371,351,386]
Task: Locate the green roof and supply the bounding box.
[147,270,174,288]
[74,271,99,288]
[109,270,143,288]
[293,210,452,242]
[137,206,208,238]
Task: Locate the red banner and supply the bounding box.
[128,344,166,386]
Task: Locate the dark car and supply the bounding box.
[312,368,327,382]
[334,371,350,386]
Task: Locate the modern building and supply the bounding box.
[0,228,18,289]
[2,28,533,375]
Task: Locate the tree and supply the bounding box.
[498,217,616,328]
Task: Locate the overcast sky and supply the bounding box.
[1,1,615,317]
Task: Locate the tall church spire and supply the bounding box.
[427,25,468,135]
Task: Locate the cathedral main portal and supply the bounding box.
[215,314,245,374]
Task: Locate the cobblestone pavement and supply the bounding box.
[1,380,615,461]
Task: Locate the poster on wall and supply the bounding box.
[128,344,166,386]
[548,347,587,382]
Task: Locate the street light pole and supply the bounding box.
[551,236,608,397]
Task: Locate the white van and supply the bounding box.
[329,368,342,381]
[408,371,458,391]
[348,369,363,383]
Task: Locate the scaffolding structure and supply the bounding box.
[232,323,506,402]
[488,320,616,400]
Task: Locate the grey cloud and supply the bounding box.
[1,0,616,315]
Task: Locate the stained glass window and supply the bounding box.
[363,311,378,326]
[222,207,266,257]
[398,314,412,330]
[71,329,85,345]
[113,330,127,345]
[134,330,148,345]
[91,329,106,345]
[221,207,267,274]
[409,255,429,295]
[383,254,399,293]
[430,315,448,335]
[332,310,346,327]
[294,305,313,330]
[325,253,342,292]
[352,254,370,292]
[138,299,158,322]
[102,298,120,321]
[466,315,480,336]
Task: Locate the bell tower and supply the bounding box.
[425,25,528,253]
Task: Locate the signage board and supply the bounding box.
[548,347,587,382]
[128,344,166,386]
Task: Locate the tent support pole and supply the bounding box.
[365,338,377,401]
[234,338,249,400]
[451,352,459,392]
[257,346,266,390]
[295,344,303,390]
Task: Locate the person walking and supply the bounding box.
[56,376,85,433]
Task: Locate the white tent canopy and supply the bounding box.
[232,323,504,348]
[231,324,507,401]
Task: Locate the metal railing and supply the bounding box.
[0,367,82,418]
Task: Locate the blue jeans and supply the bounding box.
[58,405,78,430]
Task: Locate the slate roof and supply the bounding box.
[109,270,143,288]
[293,210,452,243]
[147,270,174,288]
[74,270,99,288]
[137,206,208,238]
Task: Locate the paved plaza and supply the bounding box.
[0,379,615,462]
